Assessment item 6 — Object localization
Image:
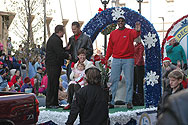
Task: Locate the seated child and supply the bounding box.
[14,76,23,92]
[64,62,86,110]
[0,69,8,91]
[8,82,16,92]
[157,70,184,117]
[69,62,86,87]
[21,77,33,93]
[60,68,68,91]
[58,82,68,106]
[38,70,48,95]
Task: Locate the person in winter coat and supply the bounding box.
[45,25,71,109]
[0,69,8,91]
[11,70,23,85]
[165,35,187,70]
[65,67,109,125]
[157,70,184,117]
[162,57,177,91]
[157,89,188,125]
[21,77,33,93]
[66,21,93,81]
[133,36,145,106]
[38,70,48,95]
[64,48,94,110]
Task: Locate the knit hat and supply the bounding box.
[0,61,3,65]
[163,57,171,63]
[24,77,31,83]
[42,67,46,71]
[167,36,175,42]
[8,82,14,88]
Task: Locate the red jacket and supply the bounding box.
[134,42,144,66]
[11,75,23,85]
[105,28,140,60]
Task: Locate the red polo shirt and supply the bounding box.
[105,28,140,60]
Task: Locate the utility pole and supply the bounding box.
[159,17,164,40]
[43,0,46,45]
[137,0,143,14]
[100,0,110,55]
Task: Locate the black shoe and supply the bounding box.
[46,105,60,109]
[115,100,125,105]
[127,103,133,109]
[108,103,114,109]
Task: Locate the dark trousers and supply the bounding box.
[66,61,72,82]
[46,65,61,107]
[133,65,144,106]
[67,84,81,104]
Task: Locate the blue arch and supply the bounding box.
[82,7,161,107]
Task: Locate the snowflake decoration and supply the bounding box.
[145,71,159,86]
[143,32,157,49]
[111,7,125,21]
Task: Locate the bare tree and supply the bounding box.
[5,0,52,75]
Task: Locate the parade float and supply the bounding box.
[38,6,161,125]
[161,14,188,60]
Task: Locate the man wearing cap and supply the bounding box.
[166,35,187,70]
[105,16,141,109]
[162,57,176,91]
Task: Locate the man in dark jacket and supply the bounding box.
[66,67,109,125]
[67,21,93,63]
[157,89,188,125]
[66,21,93,80]
[45,25,70,108]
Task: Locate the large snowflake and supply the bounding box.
[145,71,159,87]
[143,32,157,49]
[111,7,125,21]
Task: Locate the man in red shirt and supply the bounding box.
[133,36,145,106]
[105,17,141,109]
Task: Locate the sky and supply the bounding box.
[1,0,188,53]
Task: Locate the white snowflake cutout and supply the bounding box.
[111,7,125,21]
[143,32,157,49]
[145,71,159,86]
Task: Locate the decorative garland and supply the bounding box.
[38,107,157,124]
[161,14,188,60]
[101,23,117,35]
[82,7,161,107]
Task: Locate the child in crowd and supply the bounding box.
[38,70,48,95]
[58,82,68,106]
[64,62,86,110]
[66,67,109,125]
[11,70,23,85]
[157,70,184,117]
[21,77,33,93]
[0,61,4,70]
[0,69,8,91]
[14,76,22,92]
[60,69,68,91]
[8,82,16,92]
